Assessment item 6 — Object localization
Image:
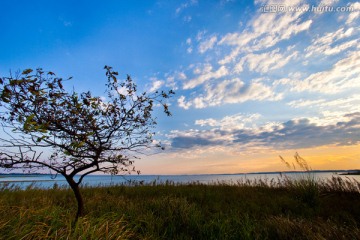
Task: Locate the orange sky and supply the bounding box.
[137,144,360,174]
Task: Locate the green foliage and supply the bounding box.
[0,67,174,177]
[0,66,174,219]
[0,66,174,170]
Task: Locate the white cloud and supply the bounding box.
[174,0,315,109]
[306,27,358,57]
[193,63,212,74]
[196,30,207,41]
[319,0,339,5]
[286,51,360,93]
[173,0,359,111]
[178,72,187,80]
[165,76,178,90]
[177,95,192,109]
[218,2,312,64]
[175,0,198,15]
[321,39,358,55]
[288,95,360,119]
[193,97,206,109]
[157,70,189,91]
[149,79,164,92]
[117,86,127,95]
[198,36,218,53]
[194,118,218,127]
[306,111,359,127]
[288,99,327,108]
[315,27,354,45]
[179,78,282,109]
[255,0,303,5]
[317,95,360,110]
[185,37,193,53]
[346,2,360,24]
[183,64,228,89]
[195,113,261,131]
[218,46,241,65]
[235,48,298,73]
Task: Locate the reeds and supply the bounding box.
[1,175,359,239]
[0,204,134,239]
[0,153,359,239]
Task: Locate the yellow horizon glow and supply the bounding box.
[136,144,360,175]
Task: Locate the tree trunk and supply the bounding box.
[66,177,84,221]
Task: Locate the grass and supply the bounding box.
[0,175,360,239]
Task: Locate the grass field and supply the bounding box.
[0,175,360,239]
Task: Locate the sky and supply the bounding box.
[0,0,359,174]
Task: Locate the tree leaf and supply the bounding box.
[22,69,33,75]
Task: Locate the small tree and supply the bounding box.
[0,66,174,219]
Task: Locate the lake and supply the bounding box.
[1,171,360,189]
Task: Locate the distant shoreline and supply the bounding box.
[1,169,360,177]
[339,171,360,175]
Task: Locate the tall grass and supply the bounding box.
[0,187,134,240]
[1,174,360,239]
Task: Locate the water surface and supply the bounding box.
[1,171,359,189]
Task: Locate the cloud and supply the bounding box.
[305,27,358,57]
[282,51,360,93]
[179,78,282,109]
[173,0,316,110]
[320,39,358,55]
[254,0,303,5]
[171,135,223,148]
[195,118,218,127]
[313,27,354,45]
[196,30,207,41]
[235,48,298,73]
[183,64,228,89]
[287,95,360,123]
[234,113,360,149]
[149,79,164,92]
[169,128,230,149]
[175,0,198,15]
[195,113,261,130]
[177,95,192,109]
[185,37,193,53]
[173,0,358,112]
[346,2,360,24]
[288,94,360,110]
[167,0,360,156]
[198,36,218,53]
[170,112,360,150]
[178,71,187,80]
[287,99,327,108]
[218,2,312,64]
[318,0,339,6]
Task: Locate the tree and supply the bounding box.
[0,66,174,220]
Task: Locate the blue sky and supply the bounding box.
[1,0,359,174]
